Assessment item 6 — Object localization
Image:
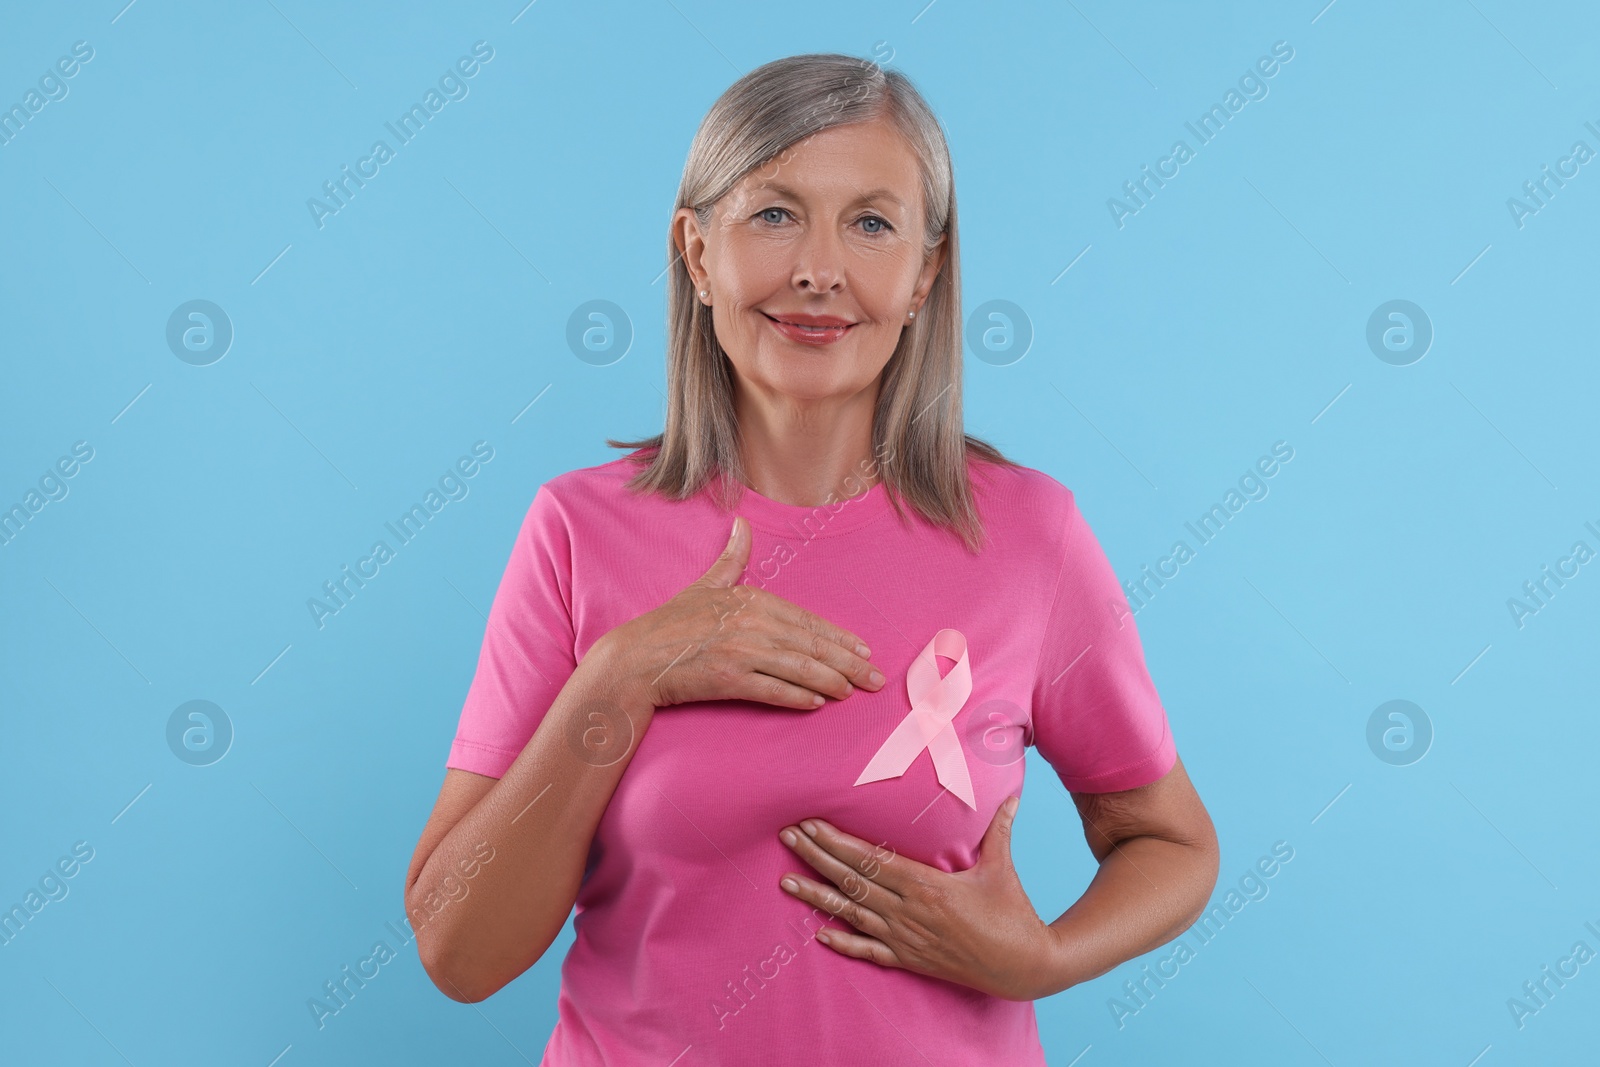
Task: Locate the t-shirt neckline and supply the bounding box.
[724,474,895,539]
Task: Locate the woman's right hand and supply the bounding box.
[601,516,886,711]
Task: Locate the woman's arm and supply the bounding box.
[771,754,1217,1001]
[406,517,882,1003]
[404,636,657,1003]
[1044,755,1219,992]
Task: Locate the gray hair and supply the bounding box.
[607,51,1017,553]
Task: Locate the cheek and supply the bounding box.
[855,251,921,315]
[715,232,789,288]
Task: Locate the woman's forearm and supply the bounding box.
[1035,835,1219,998]
[408,635,656,1002]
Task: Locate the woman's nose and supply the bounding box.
[790,227,846,293]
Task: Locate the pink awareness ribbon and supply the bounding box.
[854,628,977,810]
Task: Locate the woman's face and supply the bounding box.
[675,116,947,405]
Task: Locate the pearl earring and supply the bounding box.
[699,290,708,299]
[907,309,916,319]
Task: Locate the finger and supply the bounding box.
[698,516,752,589]
[723,667,839,710]
[747,646,858,702]
[753,590,877,675]
[812,925,902,969]
[719,587,882,695]
[778,872,891,941]
[977,795,1020,872]
[787,819,912,897]
[770,622,887,694]
[781,824,902,914]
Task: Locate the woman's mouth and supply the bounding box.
[762,312,856,346]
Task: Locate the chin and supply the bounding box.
[745,359,845,393]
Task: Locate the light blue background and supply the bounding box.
[2,1,1596,1064]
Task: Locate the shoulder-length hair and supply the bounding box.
[607,51,1018,554]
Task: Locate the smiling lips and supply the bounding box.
[763,312,856,346]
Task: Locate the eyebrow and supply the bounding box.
[758,182,907,211]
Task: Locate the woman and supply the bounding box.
[406,53,1218,1065]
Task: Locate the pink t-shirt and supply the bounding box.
[446,450,1177,1066]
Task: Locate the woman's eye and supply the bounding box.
[755,208,892,233]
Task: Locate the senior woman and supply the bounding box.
[405,53,1218,1065]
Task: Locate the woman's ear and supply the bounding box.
[911,232,948,308]
[672,207,709,293]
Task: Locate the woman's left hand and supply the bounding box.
[778,795,1060,1001]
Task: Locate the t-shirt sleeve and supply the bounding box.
[446,483,579,779]
[1029,490,1177,793]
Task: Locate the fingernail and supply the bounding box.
[855,643,871,657]
[800,821,818,837]
[868,669,884,686]
[781,877,799,893]
[780,829,798,846]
